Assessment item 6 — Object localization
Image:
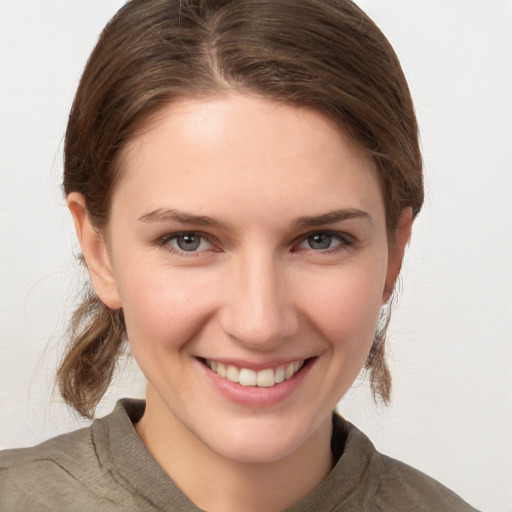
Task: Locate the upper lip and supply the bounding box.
[197,356,315,371]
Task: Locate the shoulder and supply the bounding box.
[0,400,146,511]
[332,414,480,512]
[375,453,478,511]
[0,423,101,510]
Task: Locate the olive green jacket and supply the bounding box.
[0,399,478,511]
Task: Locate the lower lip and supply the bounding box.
[196,358,316,407]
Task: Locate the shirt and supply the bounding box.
[0,399,478,511]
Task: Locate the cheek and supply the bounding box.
[298,265,386,351]
[116,264,215,350]
[115,266,221,398]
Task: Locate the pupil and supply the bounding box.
[309,234,331,250]
[177,235,200,251]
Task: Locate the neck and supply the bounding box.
[135,388,334,512]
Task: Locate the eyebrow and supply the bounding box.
[139,207,372,229]
[293,208,372,227]
[138,208,232,229]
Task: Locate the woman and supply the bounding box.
[0,0,478,510]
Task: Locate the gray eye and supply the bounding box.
[307,234,333,250]
[176,234,201,251]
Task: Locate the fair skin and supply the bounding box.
[69,94,411,512]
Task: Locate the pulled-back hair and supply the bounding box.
[59,0,423,418]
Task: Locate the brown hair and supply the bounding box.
[59,0,423,418]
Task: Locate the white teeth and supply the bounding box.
[256,368,275,387]
[206,359,305,387]
[216,362,226,378]
[226,365,239,383]
[274,365,285,384]
[239,368,257,386]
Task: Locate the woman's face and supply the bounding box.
[85,94,406,463]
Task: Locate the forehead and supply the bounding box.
[114,94,384,226]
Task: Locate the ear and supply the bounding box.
[383,207,413,304]
[67,192,122,309]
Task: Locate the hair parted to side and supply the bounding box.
[59,0,423,418]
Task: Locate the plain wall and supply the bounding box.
[1,1,511,511]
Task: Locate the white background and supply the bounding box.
[1,1,511,510]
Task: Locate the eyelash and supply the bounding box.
[155,230,354,257]
[155,231,216,256]
[293,231,354,254]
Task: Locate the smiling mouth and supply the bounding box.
[203,359,312,388]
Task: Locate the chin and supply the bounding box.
[195,412,324,465]
[212,434,303,465]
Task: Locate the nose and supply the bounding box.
[218,252,299,351]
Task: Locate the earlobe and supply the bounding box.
[382,207,413,304]
[67,192,122,309]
